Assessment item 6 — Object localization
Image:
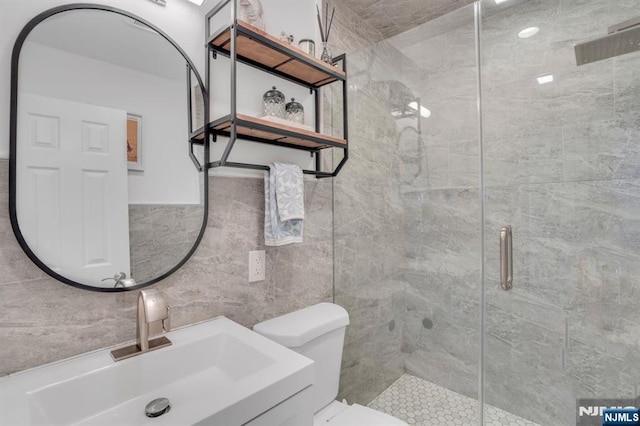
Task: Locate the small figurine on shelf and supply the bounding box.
[316,3,335,64]
[238,0,265,31]
[279,31,295,46]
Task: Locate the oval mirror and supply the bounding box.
[10,5,208,291]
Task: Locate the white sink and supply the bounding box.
[0,317,314,425]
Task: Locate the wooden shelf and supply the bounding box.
[208,20,346,88]
[201,7,348,177]
[192,114,346,150]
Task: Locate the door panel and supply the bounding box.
[480,0,640,425]
[18,94,130,285]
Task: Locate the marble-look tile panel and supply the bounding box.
[613,53,640,115]
[0,163,48,287]
[129,204,204,283]
[0,278,121,374]
[341,0,475,39]
[331,1,418,402]
[483,127,564,187]
[399,186,481,399]
[392,0,640,424]
[481,180,640,424]
[335,232,405,405]
[0,165,333,376]
[328,1,385,54]
[562,114,640,182]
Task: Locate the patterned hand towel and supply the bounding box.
[264,163,304,246]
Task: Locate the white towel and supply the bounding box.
[264,163,304,246]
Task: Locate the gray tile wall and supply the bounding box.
[481,1,640,424]
[391,0,640,425]
[329,1,409,405]
[128,204,204,283]
[393,3,482,402]
[341,0,475,40]
[0,160,333,376]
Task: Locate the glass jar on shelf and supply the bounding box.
[262,86,285,118]
[285,98,304,125]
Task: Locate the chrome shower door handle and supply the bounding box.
[500,225,513,291]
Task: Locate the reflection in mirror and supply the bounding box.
[13,8,206,290]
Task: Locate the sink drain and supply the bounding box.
[145,397,171,418]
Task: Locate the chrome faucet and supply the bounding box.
[115,276,136,289]
[102,272,137,289]
[137,289,171,351]
[110,289,172,361]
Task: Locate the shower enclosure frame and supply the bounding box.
[473,3,487,424]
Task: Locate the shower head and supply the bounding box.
[369,79,420,118]
[574,17,640,66]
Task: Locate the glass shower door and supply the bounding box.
[480,0,640,425]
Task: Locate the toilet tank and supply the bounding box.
[253,303,350,413]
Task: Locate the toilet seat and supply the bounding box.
[314,400,408,426]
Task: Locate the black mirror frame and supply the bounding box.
[9,4,210,292]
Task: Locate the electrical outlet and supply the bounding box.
[249,250,266,282]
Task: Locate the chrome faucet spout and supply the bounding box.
[137,289,171,351]
[137,292,149,351]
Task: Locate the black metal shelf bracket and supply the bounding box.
[185,61,211,173]
[186,63,203,172]
[204,0,349,178]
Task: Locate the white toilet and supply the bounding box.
[253,303,408,426]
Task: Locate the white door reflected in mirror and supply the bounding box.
[18,94,131,284]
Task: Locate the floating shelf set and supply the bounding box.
[191,0,349,177]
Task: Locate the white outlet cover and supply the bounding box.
[249,250,266,282]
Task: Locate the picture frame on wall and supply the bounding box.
[127,113,143,171]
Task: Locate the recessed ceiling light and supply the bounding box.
[518,27,539,39]
[186,0,204,4]
[537,74,554,84]
[495,0,509,4]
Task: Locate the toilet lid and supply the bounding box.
[322,404,408,426]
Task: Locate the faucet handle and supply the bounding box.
[102,272,127,282]
[141,289,170,323]
[162,306,171,332]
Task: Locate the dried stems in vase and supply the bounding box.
[316,3,335,64]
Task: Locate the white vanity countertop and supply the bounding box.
[0,316,314,426]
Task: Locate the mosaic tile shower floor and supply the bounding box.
[367,374,540,426]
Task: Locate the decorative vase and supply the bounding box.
[320,42,332,64]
